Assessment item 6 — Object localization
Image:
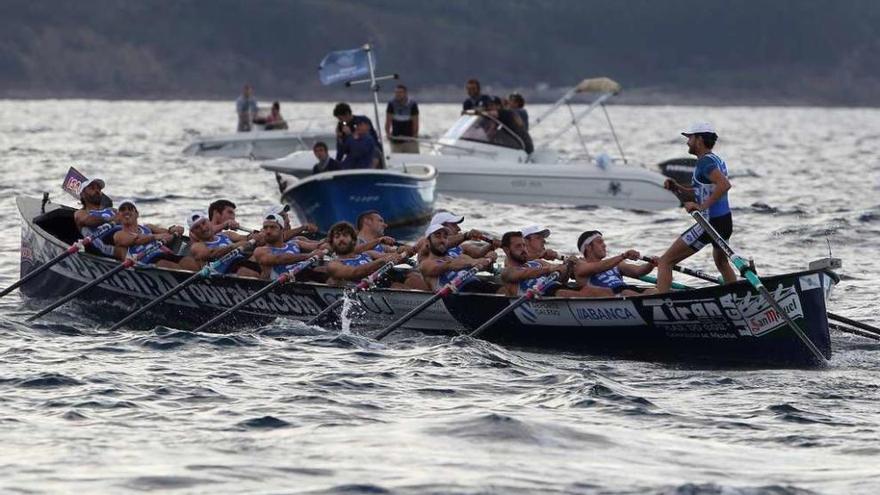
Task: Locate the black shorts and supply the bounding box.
[680,213,732,252]
[611,284,645,295]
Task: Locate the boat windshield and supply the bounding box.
[442,114,525,151]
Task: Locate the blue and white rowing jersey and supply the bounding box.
[447,245,463,258]
[81,207,116,256]
[588,266,626,291]
[437,258,472,287]
[517,260,559,295]
[339,253,373,267]
[693,153,730,218]
[126,225,163,264]
[205,233,236,273]
[268,241,302,280]
[357,238,389,254]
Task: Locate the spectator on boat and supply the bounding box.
[338,119,380,169]
[236,84,259,132]
[253,212,325,281]
[311,141,342,175]
[417,211,499,261]
[333,102,380,161]
[187,210,264,277]
[325,221,407,287]
[264,101,289,131]
[385,84,420,154]
[486,96,534,154]
[508,93,529,132]
[73,177,117,257]
[563,230,657,297]
[208,199,245,234]
[656,123,736,293]
[499,231,570,297]
[111,199,199,271]
[462,78,492,113]
[419,223,495,291]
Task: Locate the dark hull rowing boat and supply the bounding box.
[17,196,838,367]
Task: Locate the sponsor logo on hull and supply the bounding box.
[513,299,645,327]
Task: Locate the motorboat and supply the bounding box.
[182,118,335,160]
[263,78,684,211]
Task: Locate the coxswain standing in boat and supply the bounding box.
[499,231,571,297]
[253,212,327,281]
[419,223,495,292]
[656,123,736,293]
[325,222,410,288]
[563,230,657,297]
[520,225,562,261]
[111,199,199,270]
[187,210,264,277]
[73,177,117,257]
[355,210,429,290]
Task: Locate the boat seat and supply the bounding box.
[33,207,80,246]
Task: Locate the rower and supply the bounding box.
[253,212,325,281]
[208,199,244,234]
[420,211,499,260]
[499,231,570,297]
[520,224,562,261]
[656,123,736,293]
[355,209,429,290]
[419,223,494,292]
[111,199,199,270]
[73,177,116,257]
[562,230,656,297]
[264,204,324,250]
[187,210,264,277]
[325,221,409,288]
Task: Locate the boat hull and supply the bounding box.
[279,166,436,237]
[183,130,335,160]
[18,196,836,367]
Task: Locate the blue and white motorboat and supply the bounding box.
[277,164,436,237]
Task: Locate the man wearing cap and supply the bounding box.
[73,177,118,257]
[325,221,410,288]
[187,210,263,277]
[499,231,571,297]
[521,225,562,261]
[562,230,657,297]
[656,123,736,293]
[263,204,321,245]
[419,211,498,261]
[111,199,199,270]
[253,212,327,281]
[419,223,495,292]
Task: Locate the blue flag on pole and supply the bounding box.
[318,47,372,86]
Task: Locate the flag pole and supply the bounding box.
[363,43,387,168]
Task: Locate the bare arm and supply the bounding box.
[501,261,553,284]
[420,255,483,278]
[619,260,655,278]
[328,253,402,281]
[190,239,253,263]
[574,250,640,278]
[412,114,419,137]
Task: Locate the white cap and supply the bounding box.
[521,225,550,239]
[77,177,105,196]
[186,210,209,228]
[430,211,464,225]
[681,122,717,136]
[263,213,285,227]
[117,198,138,210]
[425,224,448,237]
[262,204,290,217]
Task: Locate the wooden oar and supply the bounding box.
[830,322,880,341]
[690,211,828,364]
[374,267,479,341]
[306,261,396,326]
[1,223,119,300]
[190,253,324,333]
[107,244,255,331]
[27,239,170,322]
[469,272,559,339]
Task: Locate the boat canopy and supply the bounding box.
[439,114,526,151]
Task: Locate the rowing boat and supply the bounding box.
[17,196,838,367]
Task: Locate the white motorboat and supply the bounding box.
[262,77,682,211]
[182,121,335,160]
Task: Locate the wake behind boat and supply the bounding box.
[16,195,840,368]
